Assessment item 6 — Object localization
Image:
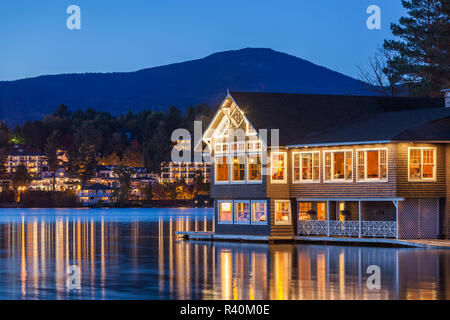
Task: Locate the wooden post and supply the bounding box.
[327,200,330,237]
[393,200,399,239]
[358,201,362,238]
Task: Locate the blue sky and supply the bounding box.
[0,0,405,81]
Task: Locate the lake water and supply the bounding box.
[0,208,448,300]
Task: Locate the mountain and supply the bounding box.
[0,48,374,125]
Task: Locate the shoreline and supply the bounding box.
[0,203,214,209]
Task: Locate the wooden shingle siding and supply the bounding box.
[266,148,295,236]
[210,164,267,199]
[396,143,446,198]
[288,144,397,198]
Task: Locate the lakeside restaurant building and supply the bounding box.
[195,91,450,240]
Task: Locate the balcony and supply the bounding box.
[298,220,397,238]
[296,199,400,239]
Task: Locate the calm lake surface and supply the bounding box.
[0,208,449,300]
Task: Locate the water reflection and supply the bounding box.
[0,208,448,300]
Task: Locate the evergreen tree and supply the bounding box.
[113,165,135,205]
[384,0,450,96]
[12,164,32,201]
[44,130,62,191]
[0,147,8,180]
[0,122,9,147]
[74,142,97,186]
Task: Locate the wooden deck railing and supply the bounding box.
[297,220,397,238]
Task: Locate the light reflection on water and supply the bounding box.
[0,208,448,300]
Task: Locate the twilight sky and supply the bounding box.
[0,0,405,81]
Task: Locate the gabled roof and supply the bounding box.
[393,116,450,142]
[83,183,113,190]
[227,91,447,146]
[287,108,450,146]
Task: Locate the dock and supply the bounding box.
[175,231,450,249]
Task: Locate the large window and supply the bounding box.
[232,156,245,182]
[324,150,352,182]
[357,149,387,181]
[271,152,287,183]
[298,201,326,221]
[293,152,320,183]
[218,201,233,224]
[409,147,436,181]
[217,200,267,225]
[234,201,250,224]
[275,200,291,225]
[215,156,229,182]
[213,138,263,184]
[298,202,312,221]
[247,155,262,181]
[251,201,267,224]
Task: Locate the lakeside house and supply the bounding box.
[160,138,212,185]
[160,161,211,184]
[77,183,114,206]
[7,145,47,178]
[195,90,450,240]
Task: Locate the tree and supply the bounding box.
[53,104,72,119]
[357,47,405,96]
[152,182,167,200]
[74,142,97,186]
[12,164,32,201]
[193,169,204,195]
[142,182,153,200]
[44,130,62,191]
[121,140,144,167]
[99,152,121,166]
[383,0,450,96]
[113,165,135,205]
[0,147,8,181]
[0,122,9,147]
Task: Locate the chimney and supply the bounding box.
[443,89,450,108]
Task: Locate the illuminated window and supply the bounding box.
[234,201,250,224]
[298,201,326,221]
[293,152,320,182]
[215,143,225,154]
[356,149,387,181]
[215,156,229,182]
[251,201,267,224]
[275,200,291,225]
[408,147,436,180]
[324,151,353,182]
[247,141,262,152]
[247,155,261,181]
[232,156,245,182]
[271,152,286,183]
[316,202,326,221]
[218,201,233,224]
[298,202,312,221]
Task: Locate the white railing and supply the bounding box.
[298,220,397,238]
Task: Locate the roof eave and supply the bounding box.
[286,140,392,148]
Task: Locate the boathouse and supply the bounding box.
[195,91,450,240]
